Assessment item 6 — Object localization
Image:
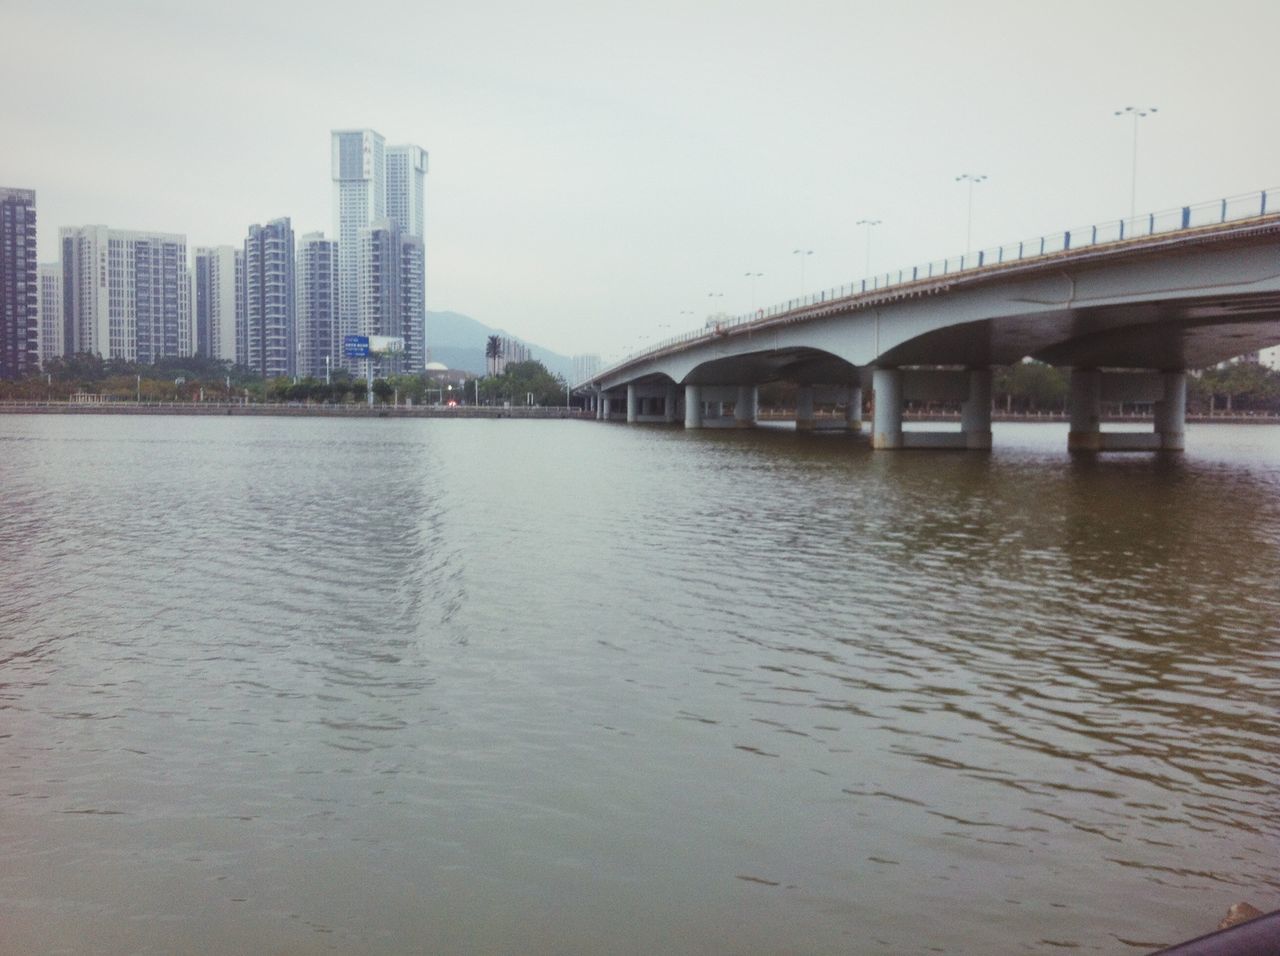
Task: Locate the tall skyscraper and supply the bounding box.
[0,188,39,379]
[296,232,338,379]
[59,226,191,361]
[37,263,63,366]
[331,129,428,374]
[193,246,243,363]
[385,144,427,238]
[243,219,295,379]
[332,129,385,365]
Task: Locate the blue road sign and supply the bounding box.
[343,334,370,358]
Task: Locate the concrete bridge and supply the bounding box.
[576,189,1280,450]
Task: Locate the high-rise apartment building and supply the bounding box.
[59,226,191,361]
[332,129,428,374]
[493,335,530,375]
[296,232,338,379]
[572,354,601,385]
[355,222,425,377]
[332,129,385,364]
[0,188,39,378]
[385,144,427,239]
[38,263,63,365]
[243,219,295,379]
[193,246,243,363]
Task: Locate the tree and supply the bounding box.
[485,335,503,376]
[478,359,567,406]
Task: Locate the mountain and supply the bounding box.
[426,310,573,380]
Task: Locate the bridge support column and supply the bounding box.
[684,384,703,429]
[626,384,638,423]
[845,386,863,433]
[602,395,614,421]
[872,369,903,449]
[961,368,993,449]
[1068,369,1103,451]
[665,385,678,423]
[795,386,815,431]
[1154,371,1187,450]
[735,386,758,428]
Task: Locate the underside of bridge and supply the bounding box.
[874,296,1280,370]
[675,348,861,387]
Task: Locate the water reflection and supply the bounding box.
[0,416,1276,954]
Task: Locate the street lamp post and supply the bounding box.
[792,249,813,297]
[855,219,881,277]
[955,174,987,256]
[744,271,763,311]
[1115,106,1157,220]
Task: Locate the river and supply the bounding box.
[1,415,1277,954]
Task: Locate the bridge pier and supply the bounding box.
[1069,368,1186,451]
[796,387,816,431]
[735,386,758,427]
[872,369,903,449]
[665,384,678,423]
[684,384,703,428]
[626,384,638,423]
[846,386,863,433]
[873,367,992,450]
[960,369,993,449]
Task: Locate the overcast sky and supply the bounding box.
[6,0,1278,359]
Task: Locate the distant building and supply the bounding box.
[356,221,424,376]
[193,246,243,363]
[1260,346,1280,369]
[332,129,428,374]
[385,144,427,239]
[332,129,385,369]
[494,335,530,375]
[572,353,601,384]
[296,232,338,379]
[37,262,62,367]
[425,360,468,387]
[243,218,295,379]
[0,188,39,378]
[59,225,191,361]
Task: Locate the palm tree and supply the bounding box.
[485,335,503,376]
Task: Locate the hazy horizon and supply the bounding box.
[6,0,1279,359]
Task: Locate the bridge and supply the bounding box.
[575,189,1280,451]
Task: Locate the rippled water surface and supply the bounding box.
[1,415,1278,954]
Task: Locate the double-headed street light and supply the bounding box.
[955,174,987,256]
[1115,106,1157,220]
[855,219,881,277]
[792,249,813,296]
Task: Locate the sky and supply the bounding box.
[6,0,1279,361]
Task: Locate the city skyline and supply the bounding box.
[6,0,1280,361]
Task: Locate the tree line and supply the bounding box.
[0,352,572,408]
[2,353,1275,413]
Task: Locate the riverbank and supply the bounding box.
[0,401,586,419]
[2,401,1276,424]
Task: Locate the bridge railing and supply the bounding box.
[594,187,1276,381]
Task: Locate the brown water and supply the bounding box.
[1,415,1277,954]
